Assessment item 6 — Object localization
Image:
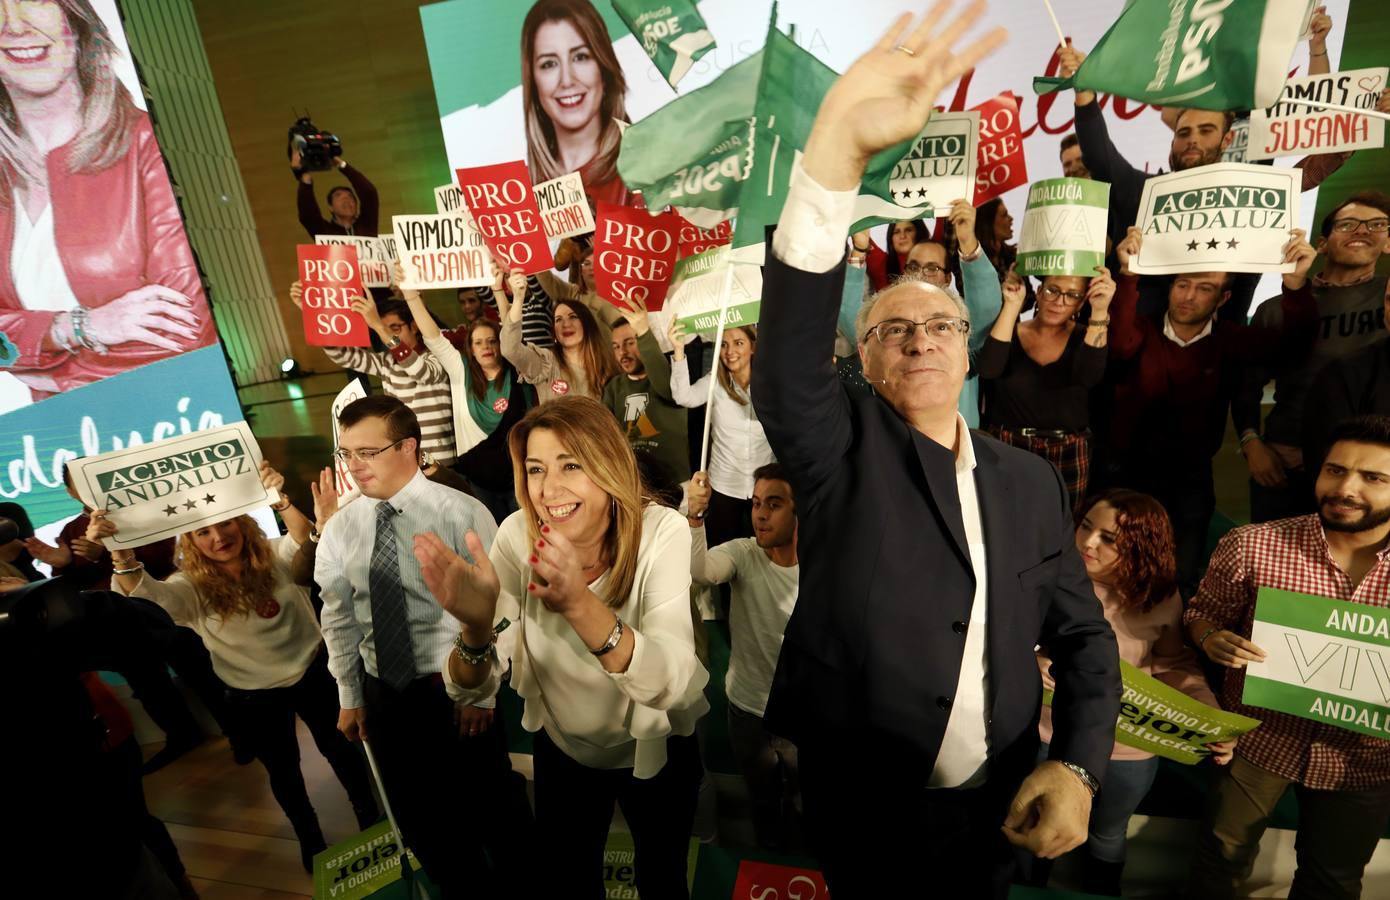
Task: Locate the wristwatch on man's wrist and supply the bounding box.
[1057,761,1100,797]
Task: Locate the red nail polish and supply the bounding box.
[541,525,550,534]
[537,539,545,548]
[528,555,538,565]
[527,583,536,592]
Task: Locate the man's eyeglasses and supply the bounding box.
[1331,217,1390,234]
[903,261,947,276]
[1040,284,1086,305]
[868,316,970,347]
[332,438,406,464]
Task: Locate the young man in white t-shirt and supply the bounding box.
[688,462,801,851]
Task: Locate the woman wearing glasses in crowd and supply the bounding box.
[666,318,773,545]
[976,268,1118,511]
[397,265,535,524]
[499,268,617,404]
[1034,489,1233,896]
[90,463,380,873]
[416,396,708,897]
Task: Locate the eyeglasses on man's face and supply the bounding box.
[1331,217,1390,234]
[332,438,407,464]
[868,316,970,347]
[903,261,947,276]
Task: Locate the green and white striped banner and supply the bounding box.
[1016,177,1111,278]
[1244,587,1390,740]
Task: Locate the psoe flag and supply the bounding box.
[1034,0,1308,111]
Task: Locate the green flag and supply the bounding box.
[729,25,838,249]
[611,0,716,89]
[616,48,758,227]
[620,12,955,257]
[1034,0,1306,111]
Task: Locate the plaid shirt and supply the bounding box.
[1184,515,1390,790]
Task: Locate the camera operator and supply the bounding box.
[292,147,378,238]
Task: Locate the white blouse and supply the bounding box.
[444,504,709,778]
[669,364,775,499]
[117,535,323,691]
[12,190,79,312]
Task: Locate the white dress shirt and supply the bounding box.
[669,366,776,499]
[317,469,499,708]
[444,505,710,779]
[1163,314,1214,347]
[773,159,992,788]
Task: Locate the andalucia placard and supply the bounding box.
[1129,163,1299,276]
[71,422,275,551]
[1016,177,1111,277]
[664,245,763,337]
[1243,587,1390,740]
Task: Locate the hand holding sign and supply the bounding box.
[1282,229,1317,291]
[948,199,979,257]
[1115,226,1141,277]
[349,294,387,345]
[1198,625,1268,670]
[1087,266,1116,316]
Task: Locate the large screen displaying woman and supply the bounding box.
[0,0,241,532]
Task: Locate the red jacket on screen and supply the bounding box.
[0,113,216,398]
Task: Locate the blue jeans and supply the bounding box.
[1038,743,1160,863]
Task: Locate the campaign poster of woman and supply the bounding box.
[520,0,635,207]
[0,0,215,409]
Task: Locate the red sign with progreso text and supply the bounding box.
[731,860,830,900]
[594,203,681,312]
[455,160,554,275]
[971,93,1029,206]
[297,244,369,347]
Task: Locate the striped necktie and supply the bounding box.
[369,501,416,690]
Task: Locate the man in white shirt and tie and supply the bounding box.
[316,395,529,898]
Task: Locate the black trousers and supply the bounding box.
[362,673,532,899]
[229,649,378,844]
[799,741,1030,900]
[108,735,187,883]
[533,728,702,899]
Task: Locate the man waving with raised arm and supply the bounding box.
[751,4,1120,896]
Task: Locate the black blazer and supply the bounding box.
[751,251,1120,785]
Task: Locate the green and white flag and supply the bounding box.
[616,48,758,227]
[612,0,716,89]
[1244,587,1390,740]
[1016,177,1111,277]
[665,245,763,336]
[1034,0,1307,111]
[621,14,958,260]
